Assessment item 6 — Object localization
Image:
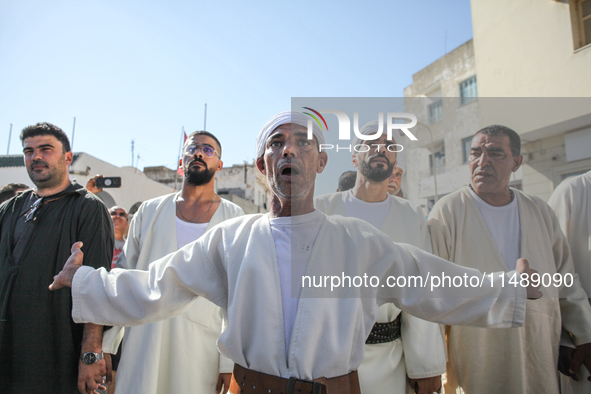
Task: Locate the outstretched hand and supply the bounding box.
[515,258,543,300]
[49,242,84,290]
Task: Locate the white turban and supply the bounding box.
[256,111,325,158]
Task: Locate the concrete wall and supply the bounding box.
[403,41,481,209]
[469,0,591,199]
[471,0,591,97]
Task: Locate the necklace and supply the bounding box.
[175,194,218,223]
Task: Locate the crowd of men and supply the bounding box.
[0,113,590,394]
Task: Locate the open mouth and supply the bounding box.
[279,164,300,177]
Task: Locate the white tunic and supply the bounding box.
[74,213,526,381]
[315,191,446,392]
[549,171,591,394]
[106,192,244,394]
[429,187,591,394]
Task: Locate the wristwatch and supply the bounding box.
[80,351,104,365]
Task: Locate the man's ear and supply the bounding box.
[256,156,266,175]
[178,158,183,169]
[317,152,328,174]
[216,159,223,172]
[65,151,73,166]
[352,153,359,169]
[512,154,523,172]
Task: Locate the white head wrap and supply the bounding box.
[354,120,405,175]
[256,111,325,158]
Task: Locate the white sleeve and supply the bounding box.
[219,353,234,374]
[71,231,228,326]
[102,326,124,354]
[379,243,526,328]
[401,312,447,378]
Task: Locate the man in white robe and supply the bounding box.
[315,121,445,394]
[549,170,591,393]
[428,125,591,394]
[50,112,541,394]
[103,131,244,394]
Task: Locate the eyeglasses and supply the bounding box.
[24,197,43,222]
[183,144,220,158]
[110,211,128,219]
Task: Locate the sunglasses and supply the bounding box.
[183,144,220,158]
[24,197,43,222]
[110,211,128,219]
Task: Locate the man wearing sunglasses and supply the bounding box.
[101,131,244,394]
[0,122,113,394]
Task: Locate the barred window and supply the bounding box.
[460,76,478,105]
[429,100,443,124]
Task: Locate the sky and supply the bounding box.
[0,0,474,171]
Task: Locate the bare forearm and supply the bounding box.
[82,323,103,352]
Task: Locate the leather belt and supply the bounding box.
[229,364,361,394]
[365,313,402,344]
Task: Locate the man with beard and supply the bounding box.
[315,120,445,394]
[0,122,111,394]
[101,131,243,394]
[51,112,542,394]
[428,125,591,393]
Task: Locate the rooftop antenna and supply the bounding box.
[71,117,76,151]
[131,139,135,167]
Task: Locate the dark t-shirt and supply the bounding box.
[12,192,40,263]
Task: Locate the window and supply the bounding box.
[461,135,474,164]
[429,100,443,124]
[429,144,445,175]
[571,0,591,50]
[460,76,478,105]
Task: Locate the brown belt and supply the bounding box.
[229,364,360,394]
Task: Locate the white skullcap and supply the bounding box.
[256,111,325,158]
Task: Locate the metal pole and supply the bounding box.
[174,126,184,191]
[204,103,207,131]
[7,123,12,155]
[417,122,439,202]
[71,117,76,151]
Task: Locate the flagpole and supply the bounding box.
[7,124,12,155]
[174,126,185,191]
